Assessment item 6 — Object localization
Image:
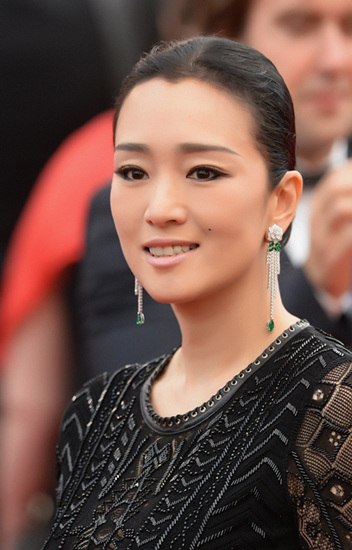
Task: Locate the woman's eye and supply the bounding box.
[115,166,148,181]
[188,166,225,181]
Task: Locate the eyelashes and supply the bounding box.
[114,166,148,181]
[114,165,228,183]
[187,166,227,181]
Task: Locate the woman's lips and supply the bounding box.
[143,243,199,267]
[148,243,198,257]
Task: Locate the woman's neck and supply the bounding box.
[173,288,295,383]
[151,271,298,417]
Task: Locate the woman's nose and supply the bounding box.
[144,179,187,227]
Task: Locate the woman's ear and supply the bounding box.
[270,170,303,232]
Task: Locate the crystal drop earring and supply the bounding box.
[266,223,283,331]
[134,277,145,325]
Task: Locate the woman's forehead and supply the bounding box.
[116,77,257,140]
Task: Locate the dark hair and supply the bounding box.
[113,36,296,243]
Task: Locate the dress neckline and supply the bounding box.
[140,320,310,434]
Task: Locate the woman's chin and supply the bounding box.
[145,287,191,306]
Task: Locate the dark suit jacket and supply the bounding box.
[280,252,352,348]
[280,138,352,348]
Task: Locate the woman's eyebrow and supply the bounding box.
[114,143,150,153]
[114,142,240,156]
[179,143,240,156]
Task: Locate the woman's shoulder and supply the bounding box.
[61,355,168,435]
[290,322,352,380]
[303,325,352,411]
[55,354,169,501]
[60,366,137,433]
[287,327,352,546]
[311,323,351,362]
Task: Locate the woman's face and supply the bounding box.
[111,78,276,305]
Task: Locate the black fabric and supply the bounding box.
[42,322,352,549]
[73,185,181,383]
[0,0,107,270]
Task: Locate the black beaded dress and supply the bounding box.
[42,321,352,549]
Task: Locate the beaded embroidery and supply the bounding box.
[42,322,352,550]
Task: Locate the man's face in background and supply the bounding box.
[241,0,352,158]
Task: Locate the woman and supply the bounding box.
[42,37,352,549]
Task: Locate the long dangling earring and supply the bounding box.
[266,223,283,332]
[134,277,145,325]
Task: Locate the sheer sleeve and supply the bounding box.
[287,361,352,549]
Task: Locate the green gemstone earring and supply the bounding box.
[266,224,283,331]
[134,277,145,325]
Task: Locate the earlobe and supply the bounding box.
[271,170,303,232]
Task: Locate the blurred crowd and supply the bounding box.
[1,0,352,548]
